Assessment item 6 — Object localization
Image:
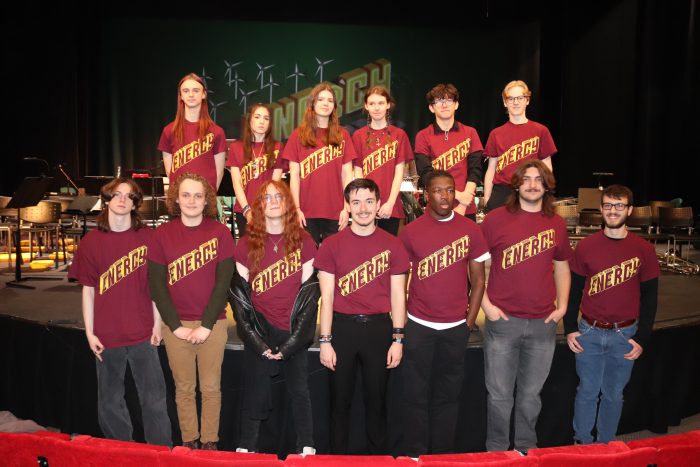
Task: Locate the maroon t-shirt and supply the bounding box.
[414,122,483,215]
[315,227,410,315]
[149,217,235,321]
[484,120,557,186]
[571,231,660,323]
[399,213,489,322]
[68,228,153,349]
[352,125,414,219]
[281,127,357,219]
[235,232,317,331]
[226,141,287,213]
[481,207,573,319]
[158,120,227,190]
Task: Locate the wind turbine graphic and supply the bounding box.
[314,57,334,83]
[286,63,306,93]
[208,99,227,122]
[255,62,275,89]
[201,67,214,94]
[224,60,242,86]
[262,73,280,103]
[239,88,257,113]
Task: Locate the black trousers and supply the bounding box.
[239,326,314,452]
[305,218,339,245]
[485,184,512,213]
[234,212,248,238]
[377,217,400,236]
[330,312,392,454]
[401,319,469,457]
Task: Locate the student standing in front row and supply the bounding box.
[565,184,659,445]
[231,180,319,455]
[352,85,414,235]
[399,170,489,457]
[148,172,235,450]
[282,82,357,244]
[480,160,572,453]
[227,103,286,237]
[159,73,228,190]
[69,177,171,446]
[316,178,409,454]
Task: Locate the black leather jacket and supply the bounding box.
[228,269,320,359]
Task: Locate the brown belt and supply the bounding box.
[582,314,636,329]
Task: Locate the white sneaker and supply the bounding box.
[235,448,250,453]
[301,446,316,456]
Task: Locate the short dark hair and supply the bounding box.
[424,170,454,190]
[344,178,380,203]
[601,184,633,205]
[426,83,459,105]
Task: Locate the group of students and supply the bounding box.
[67,72,660,457]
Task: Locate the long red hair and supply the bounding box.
[172,73,215,146]
[299,83,343,148]
[246,180,305,274]
[241,103,277,169]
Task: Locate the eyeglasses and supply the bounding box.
[601,202,629,211]
[262,193,284,203]
[506,96,527,103]
[432,98,454,106]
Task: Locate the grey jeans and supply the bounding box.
[483,316,556,451]
[96,339,172,446]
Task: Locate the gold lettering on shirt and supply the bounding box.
[431,139,470,171]
[299,141,345,179]
[168,238,219,285]
[172,132,215,172]
[496,136,540,173]
[252,250,302,294]
[362,140,398,176]
[501,229,555,269]
[588,257,640,296]
[416,235,470,280]
[240,150,280,188]
[99,246,147,295]
[337,250,390,296]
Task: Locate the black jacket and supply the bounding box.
[228,269,320,359]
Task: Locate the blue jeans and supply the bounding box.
[483,316,557,451]
[96,340,172,446]
[573,320,637,444]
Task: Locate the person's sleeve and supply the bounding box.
[342,128,358,163]
[633,278,659,347]
[352,130,364,168]
[213,126,227,153]
[148,260,181,331]
[157,125,171,153]
[398,129,415,163]
[313,239,335,274]
[200,258,235,330]
[564,271,586,335]
[273,142,287,169]
[467,150,484,185]
[390,239,411,274]
[281,131,299,162]
[539,125,558,158]
[413,130,433,187]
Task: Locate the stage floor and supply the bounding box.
[1,244,699,349]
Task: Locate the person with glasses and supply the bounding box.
[227,103,286,237]
[159,73,228,191]
[564,184,659,445]
[480,160,572,453]
[316,178,410,454]
[352,86,414,235]
[148,172,235,450]
[398,170,488,457]
[281,83,357,244]
[483,80,557,212]
[230,180,319,455]
[414,83,484,219]
[69,177,172,447]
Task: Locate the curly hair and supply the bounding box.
[299,82,344,148]
[166,172,219,219]
[245,180,304,274]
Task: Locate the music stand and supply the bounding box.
[65,196,100,238]
[217,170,236,236]
[129,169,165,229]
[6,177,58,289]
